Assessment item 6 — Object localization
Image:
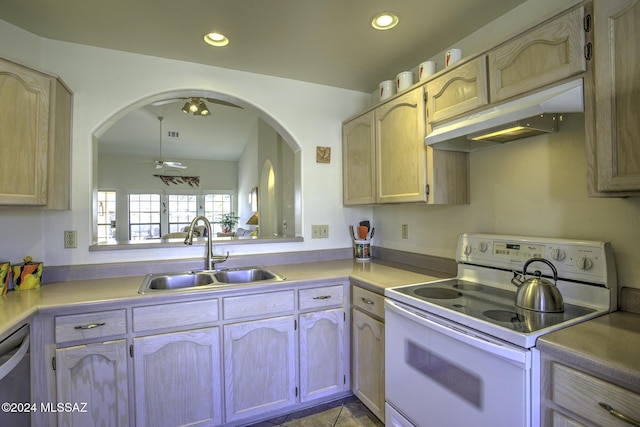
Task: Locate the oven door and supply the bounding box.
[385,300,531,427]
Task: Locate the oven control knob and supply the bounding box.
[577,256,594,270]
[464,245,472,256]
[551,248,566,261]
[478,242,488,253]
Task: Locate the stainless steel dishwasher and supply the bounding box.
[0,324,31,427]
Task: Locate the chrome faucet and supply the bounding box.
[183,215,229,270]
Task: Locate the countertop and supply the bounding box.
[0,258,449,340]
[537,298,640,394]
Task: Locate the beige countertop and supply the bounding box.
[537,311,640,394]
[0,259,449,340]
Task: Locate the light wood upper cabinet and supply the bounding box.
[425,56,488,129]
[342,86,468,205]
[0,57,72,208]
[376,88,428,203]
[488,7,586,103]
[342,111,376,205]
[586,0,640,195]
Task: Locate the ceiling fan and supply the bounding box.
[151,97,241,115]
[154,116,186,169]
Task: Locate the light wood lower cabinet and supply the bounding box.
[55,339,129,427]
[41,282,350,426]
[351,286,385,421]
[299,308,346,402]
[224,315,297,422]
[541,356,640,427]
[133,328,222,427]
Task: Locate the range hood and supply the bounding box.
[425,79,584,151]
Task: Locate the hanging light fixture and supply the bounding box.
[181,97,210,116]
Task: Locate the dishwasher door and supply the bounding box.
[0,324,31,427]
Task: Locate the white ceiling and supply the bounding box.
[0,0,527,162]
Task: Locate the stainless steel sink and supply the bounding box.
[213,267,283,284]
[146,272,215,290]
[138,266,285,293]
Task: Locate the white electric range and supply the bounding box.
[384,233,617,427]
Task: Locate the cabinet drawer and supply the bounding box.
[299,285,344,310]
[551,362,640,427]
[55,309,127,344]
[352,286,384,320]
[223,290,294,320]
[133,299,218,332]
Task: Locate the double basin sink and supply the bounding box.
[138,266,286,294]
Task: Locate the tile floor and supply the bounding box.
[245,395,384,427]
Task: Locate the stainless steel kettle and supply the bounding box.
[511,257,564,313]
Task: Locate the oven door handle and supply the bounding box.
[385,300,529,366]
[0,327,30,382]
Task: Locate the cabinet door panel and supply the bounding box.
[300,309,345,401]
[134,328,222,427]
[343,111,376,205]
[55,340,129,427]
[352,309,384,420]
[426,56,488,126]
[592,0,640,192]
[224,316,296,421]
[0,58,50,205]
[376,89,427,203]
[488,7,586,102]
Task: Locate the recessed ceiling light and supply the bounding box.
[204,32,230,47]
[371,12,399,30]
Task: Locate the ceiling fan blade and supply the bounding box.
[204,98,242,109]
[165,162,187,169]
[150,98,185,106]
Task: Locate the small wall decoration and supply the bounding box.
[154,174,200,187]
[316,146,331,163]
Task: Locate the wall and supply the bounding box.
[0,19,370,267]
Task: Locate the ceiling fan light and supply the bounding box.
[188,98,200,113]
[181,102,190,114]
[198,101,210,116]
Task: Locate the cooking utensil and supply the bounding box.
[369,227,375,239]
[349,225,356,243]
[358,226,368,239]
[511,257,564,312]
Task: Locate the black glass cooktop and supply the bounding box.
[394,279,595,333]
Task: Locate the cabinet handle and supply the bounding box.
[599,402,640,427]
[361,298,375,305]
[313,295,332,300]
[73,322,106,330]
[584,42,592,60]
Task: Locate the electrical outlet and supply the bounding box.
[64,230,77,248]
[402,224,409,239]
[311,225,329,238]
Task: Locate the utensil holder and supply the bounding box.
[354,240,371,262]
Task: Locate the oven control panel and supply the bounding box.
[456,233,615,286]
